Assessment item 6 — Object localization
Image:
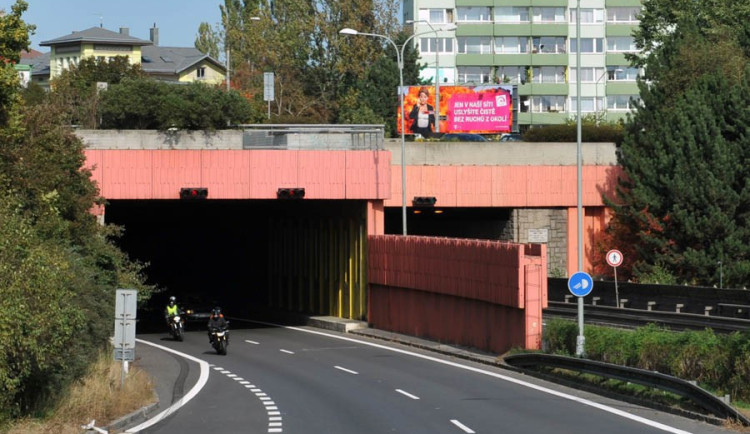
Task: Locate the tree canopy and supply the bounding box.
[604,0,750,287]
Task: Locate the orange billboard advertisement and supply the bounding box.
[397,85,514,136]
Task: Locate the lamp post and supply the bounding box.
[595,68,622,125]
[575,0,585,358]
[406,20,451,133]
[226,16,260,91]
[340,25,456,236]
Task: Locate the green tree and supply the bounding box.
[99,78,258,129]
[0,0,33,124]
[605,0,750,286]
[195,21,221,59]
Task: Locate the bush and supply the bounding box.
[523,122,624,144]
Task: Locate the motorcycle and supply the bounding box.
[210,326,229,355]
[168,314,185,341]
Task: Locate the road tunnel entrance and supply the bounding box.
[105,199,369,320]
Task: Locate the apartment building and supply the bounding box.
[403,0,642,130]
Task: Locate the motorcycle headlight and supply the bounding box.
[186,309,193,315]
[216,331,225,337]
[174,315,181,321]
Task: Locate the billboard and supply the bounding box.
[397,85,514,136]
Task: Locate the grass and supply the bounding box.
[5,350,156,434]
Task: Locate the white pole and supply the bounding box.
[575,0,585,358]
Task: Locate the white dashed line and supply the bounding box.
[395,389,420,400]
[450,419,475,433]
[212,366,283,433]
[280,349,294,354]
[334,365,358,375]
[245,339,260,345]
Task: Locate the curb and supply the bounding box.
[105,394,159,433]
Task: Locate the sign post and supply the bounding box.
[263,72,274,120]
[568,271,593,357]
[114,289,137,387]
[606,249,623,307]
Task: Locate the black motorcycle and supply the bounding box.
[168,313,185,341]
[210,326,229,355]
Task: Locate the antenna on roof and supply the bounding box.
[93,12,103,28]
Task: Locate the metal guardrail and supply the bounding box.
[504,353,750,426]
[545,301,750,333]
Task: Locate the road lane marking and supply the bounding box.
[210,365,283,433]
[245,339,260,344]
[280,349,295,354]
[334,365,359,375]
[247,321,694,434]
[395,389,420,400]
[451,419,475,433]
[126,339,209,433]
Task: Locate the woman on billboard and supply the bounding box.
[408,86,435,138]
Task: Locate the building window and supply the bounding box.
[495,7,529,23]
[496,66,525,84]
[570,8,605,24]
[197,67,206,78]
[420,37,454,54]
[456,7,491,22]
[532,7,565,23]
[607,37,638,52]
[419,8,453,24]
[457,37,492,54]
[608,66,639,81]
[570,38,604,53]
[607,95,640,110]
[532,37,566,54]
[530,95,566,113]
[570,97,603,112]
[457,66,492,84]
[607,7,641,23]
[531,66,565,84]
[569,67,605,83]
[494,37,528,54]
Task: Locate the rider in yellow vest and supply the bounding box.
[164,296,180,325]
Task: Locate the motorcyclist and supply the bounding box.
[164,296,180,326]
[207,306,228,344]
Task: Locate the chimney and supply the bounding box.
[150,23,159,46]
[119,27,129,36]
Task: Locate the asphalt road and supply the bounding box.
[131,320,736,434]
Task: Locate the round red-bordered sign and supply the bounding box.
[606,249,623,267]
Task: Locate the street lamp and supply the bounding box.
[575,0,585,358]
[340,25,456,236]
[406,20,456,134]
[226,16,260,91]
[595,68,622,125]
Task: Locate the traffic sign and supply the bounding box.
[606,249,623,267]
[568,271,594,297]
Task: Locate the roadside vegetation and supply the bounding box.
[543,319,750,408]
[0,1,155,429]
[6,352,155,434]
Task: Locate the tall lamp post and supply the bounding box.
[575,0,585,358]
[406,20,446,133]
[340,25,456,236]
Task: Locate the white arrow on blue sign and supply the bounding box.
[568,271,594,297]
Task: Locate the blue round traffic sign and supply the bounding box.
[568,271,594,297]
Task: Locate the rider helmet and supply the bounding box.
[212,306,223,318]
[169,296,176,306]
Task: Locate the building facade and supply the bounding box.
[25,25,225,88]
[403,0,642,131]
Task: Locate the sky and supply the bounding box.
[8,0,225,52]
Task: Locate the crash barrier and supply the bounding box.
[548,278,750,318]
[504,353,750,426]
[368,236,547,354]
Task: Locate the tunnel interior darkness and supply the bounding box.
[106,200,513,318]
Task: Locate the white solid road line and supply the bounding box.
[395,389,420,400]
[125,339,210,433]
[450,419,476,433]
